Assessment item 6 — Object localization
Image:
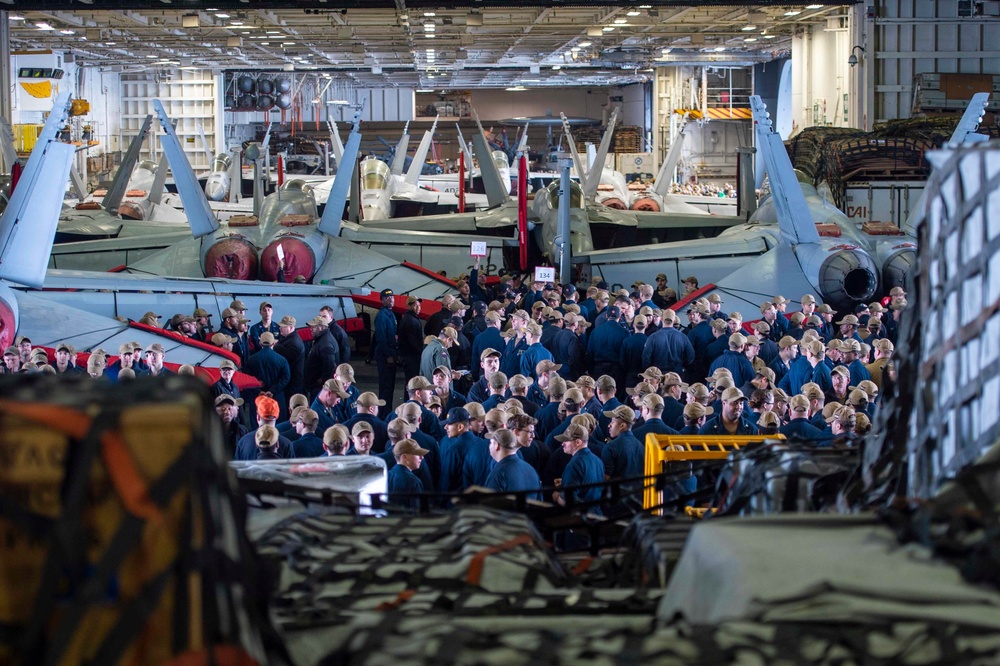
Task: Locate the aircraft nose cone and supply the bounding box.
[205,181,227,201]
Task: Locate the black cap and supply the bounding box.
[473,300,487,314]
[596,281,609,290]
[380,289,394,299]
[442,406,471,425]
[607,305,621,319]
[563,284,576,294]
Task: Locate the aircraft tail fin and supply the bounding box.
[0,116,18,173]
[902,92,991,235]
[319,102,364,237]
[583,107,619,202]
[472,110,509,208]
[749,95,820,245]
[560,113,587,186]
[147,150,169,205]
[516,122,530,154]
[652,122,687,199]
[0,92,75,288]
[404,115,437,185]
[328,119,345,164]
[196,122,213,165]
[390,120,410,176]
[102,113,153,214]
[152,100,219,238]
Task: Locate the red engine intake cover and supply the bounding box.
[0,297,14,351]
[260,238,315,283]
[630,197,661,212]
[204,238,259,280]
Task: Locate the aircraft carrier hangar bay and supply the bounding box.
[3,1,1000,665]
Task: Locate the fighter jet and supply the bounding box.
[582,93,989,321]
[94,101,465,303]
[0,93,289,370]
[54,115,197,242]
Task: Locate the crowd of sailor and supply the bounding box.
[0,265,905,512]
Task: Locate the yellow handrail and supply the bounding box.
[643,434,786,514]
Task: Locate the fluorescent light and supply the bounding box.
[715,46,726,51]
[260,41,269,45]
[552,65,561,70]
[763,34,777,39]
[328,99,350,105]
[215,12,229,18]
[744,37,758,42]
[105,41,116,45]
[423,11,435,16]
[36,22,54,30]
[784,10,801,16]
[60,29,76,35]
[230,20,243,26]
[146,54,157,58]
[806,4,823,8]
[282,41,295,45]
[661,47,672,53]
[521,79,540,82]
[742,25,756,31]
[9,15,25,20]
[570,46,580,52]
[602,26,614,32]
[579,41,592,47]
[425,47,435,52]
[505,86,526,91]
[613,18,627,24]
[425,34,435,38]
[626,10,641,16]
[424,24,435,31]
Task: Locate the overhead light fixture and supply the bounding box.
[579,41,592,47]
[661,47,672,53]
[626,10,641,16]
[215,12,229,18]
[230,20,244,26]
[146,54,157,58]
[602,26,615,32]
[570,46,580,52]
[552,65,561,70]
[9,15,25,21]
[613,18,627,24]
[806,4,823,8]
[282,41,295,45]
[423,11,435,16]
[260,41,269,45]
[742,25,756,31]
[715,46,726,51]
[505,86,526,91]
[784,10,802,16]
[36,22,55,30]
[182,14,199,28]
[521,79,540,83]
[105,41,116,45]
[763,34,777,39]
[425,34,435,38]
[60,29,76,35]
[744,37,757,42]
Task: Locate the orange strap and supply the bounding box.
[465,534,533,587]
[375,589,416,612]
[570,557,593,576]
[100,429,165,524]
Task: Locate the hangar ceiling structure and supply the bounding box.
[7,2,856,89]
